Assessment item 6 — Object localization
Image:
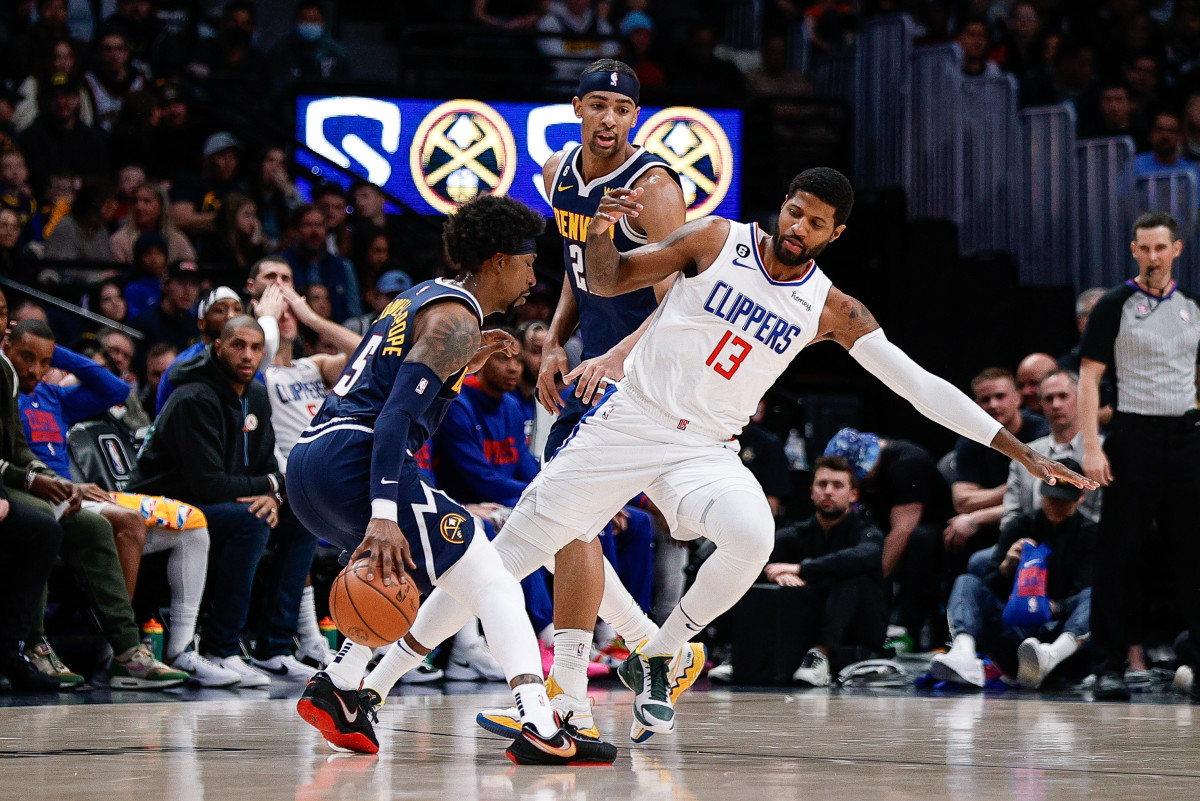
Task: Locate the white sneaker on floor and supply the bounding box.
[1016,638,1053,689]
[398,656,444,684]
[930,648,985,688]
[707,662,734,684]
[252,654,319,680]
[296,640,338,669]
[210,655,271,688]
[1174,664,1194,694]
[172,649,241,688]
[793,648,832,687]
[444,639,506,681]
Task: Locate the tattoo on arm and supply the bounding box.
[409,306,481,380]
[586,226,622,292]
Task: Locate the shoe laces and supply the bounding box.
[359,689,382,723]
[647,655,671,702]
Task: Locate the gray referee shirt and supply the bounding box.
[1079,280,1200,416]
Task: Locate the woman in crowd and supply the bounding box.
[197,192,265,272]
[43,179,118,262]
[12,39,95,132]
[248,145,300,252]
[110,181,196,264]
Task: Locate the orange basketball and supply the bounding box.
[328,559,420,648]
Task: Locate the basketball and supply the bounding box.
[328,559,420,648]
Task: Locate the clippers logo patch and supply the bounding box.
[410,100,517,214]
[439,513,467,543]
[634,107,734,221]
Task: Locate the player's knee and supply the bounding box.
[495,510,563,577]
[702,490,775,564]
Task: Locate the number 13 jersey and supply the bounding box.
[624,220,832,440]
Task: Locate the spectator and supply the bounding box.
[84,25,146,132]
[958,17,1000,78]
[349,230,395,298]
[803,0,856,57]
[992,1,1045,80]
[313,182,352,259]
[932,461,1094,689]
[43,178,116,262]
[762,455,886,688]
[250,146,301,252]
[666,23,746,104]
[282,204,362,323]
[13,299,49,324]
[537,0,620,85]
[106,90,160,175]
[1078,81,1147,147]
[270,0,350,93]
[140,341,175,413]
[150,80,204,182]
[134,315,283,688]
[746,33,811,100]
[0,288,185,691]
[824,427,952,651]
[18,71,108,193]
[302,283,333,323]
[105,0,159,71]
[121,232,167,319]
[348,178,404,260]
[1002,370,1102,531]
[0,208,26,275]
[618,11,664,88]
[473,0,543,31]
[12,38,95,133]
[110,162,145,226]
[171,131,246,237]
[1020,37,1096,108]
[1134,109,1200,201]
[130,258,201,352]
[1123,51,1162,123]
[0,149,38,241]
[0,80,17,148]
[1015,352,1057,416]
[6,0,76,84]
[946,368,1048,561]
[1166,0,1200,87]
[110,181,196,265]
[86,279,129,332]
[197,192,265,273]
[1183,90,1200,160]
[96,327,150,435]
[195,0,270,104]
[344,269,411,335]
[739,399,791,519]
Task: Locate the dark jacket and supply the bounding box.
[984,510,1096,601]
[134,346,280,504]
[770,510,884,583]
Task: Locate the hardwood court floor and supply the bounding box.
[1,683,1197,801]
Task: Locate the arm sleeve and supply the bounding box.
[170,394,272,503]
[849,329,1003,446]
[434,402,530,506]
[369,361,444,521]
[1079,289,1125,367]
[260,316,279,368]
[800,522,885,581]
[54,345,132,424]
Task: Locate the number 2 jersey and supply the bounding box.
[623,220,832,440]
[550,144,680,360]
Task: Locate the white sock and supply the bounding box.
[594,620,617,648]
[642,602,703,658]
[1046,632,1078,668]
[599,559,658,645]
[325,639,372,691]
[951,633,976,656]
[513,681,558,738]
[364,639,424,697]
[550,629,591,699]
[144,526,207,661]
[296,585,324,649]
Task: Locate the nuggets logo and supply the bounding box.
[410,100,517,215]
[439,513,468,544]
[634,107,733,221]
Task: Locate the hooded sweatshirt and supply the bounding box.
[134,345,280,504]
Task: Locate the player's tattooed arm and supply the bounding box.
[816,286,882,348]
[407,302,482,381]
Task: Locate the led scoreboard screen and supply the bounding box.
[295,95,742,220]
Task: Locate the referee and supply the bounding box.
[1080,211,1200,701]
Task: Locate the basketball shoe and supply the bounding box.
[476,675,600,739]
[107,644,188,690]
[296,672,382,754]
[25,638,85,689]
[625,642,707,743]
[505,712,617,766]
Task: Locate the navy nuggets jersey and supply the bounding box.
[314,279,484,452]
[550,145,680,360]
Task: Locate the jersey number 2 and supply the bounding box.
[332,334,383,397]
[569,243,588,292]
[706,330,751,379]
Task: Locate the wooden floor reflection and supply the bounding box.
[2,684,1197,800]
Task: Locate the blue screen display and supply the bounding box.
[295,95,742,220]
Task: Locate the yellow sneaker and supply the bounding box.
[629,642,706,743]
[476,675,600,739]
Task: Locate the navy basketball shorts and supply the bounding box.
[288,423,476,595]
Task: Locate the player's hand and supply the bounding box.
[1026,450,1100,491]
[942,513,979,551]
[62,482,82,516]
[537,342,570,414]
[280,284,318,327]
[237,494,280,528]
[1000,537,1035,576]
[466,329,519,374]
[775,574,806,587]
[253,284,285,321]
[591,186,643,238]
[77,482,111,503]
[1082,448,1113,487]
[354,517,418,585]
[564,348,626,406]
[29,473,73,504]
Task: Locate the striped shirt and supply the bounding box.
[1079,280,1200,416]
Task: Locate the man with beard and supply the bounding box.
[370,167,1095,744]
[763,455,886,688]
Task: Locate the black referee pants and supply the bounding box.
[1092,412,1200,674]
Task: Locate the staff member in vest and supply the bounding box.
[1080,211,1200,702]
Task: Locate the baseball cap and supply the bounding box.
[823,427,882,481]
[1040,458,1085,501]
[166,259,202,280]
[48,71,81,93]
[375,270,412,295]
[199,286,241,317]
[620,11,654,36]
[203,131,241,158]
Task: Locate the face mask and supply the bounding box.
[296,22,324,42]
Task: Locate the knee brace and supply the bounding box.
[691,488,776,567]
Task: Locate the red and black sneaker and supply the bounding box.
[296,672,381,754]
[505,712,618,766]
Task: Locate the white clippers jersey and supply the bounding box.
[624,220,832,440]
[265,358,328,471]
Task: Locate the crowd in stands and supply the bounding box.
[0,1,1195,701]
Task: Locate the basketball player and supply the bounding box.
[354,168,1096,742]
[288,194,616,765]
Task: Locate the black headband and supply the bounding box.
[505,238,538,256]
[577,70,640,105]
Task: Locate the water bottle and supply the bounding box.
[141,618,164,661]
[319,616,339,651]
[784,428,809,471]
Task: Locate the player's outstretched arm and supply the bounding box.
[817,287,1097,491]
